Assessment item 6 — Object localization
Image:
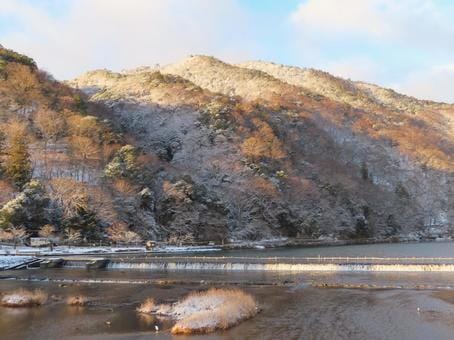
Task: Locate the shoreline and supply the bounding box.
[0,237,452,259]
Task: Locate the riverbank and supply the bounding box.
[0,244,221,257]
[0,234,452,257]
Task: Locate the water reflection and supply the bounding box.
[1,269,454,339]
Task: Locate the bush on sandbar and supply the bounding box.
[66,295,90,306]
[0,289,48,307]
[170,288,257,334]
[138,288,258,334]
[136,297,156,314]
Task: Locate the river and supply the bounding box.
[1,241,454,339]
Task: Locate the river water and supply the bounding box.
[208,240,454,258]
[1,242,454,339]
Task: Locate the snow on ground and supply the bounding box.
[0,256,34,270]
[0,245,221,256]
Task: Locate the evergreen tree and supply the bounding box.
[0,131,5,176]
[104,145,139,180]
[0,180,49,231]
[62,208,99,241]
[5,133,32,188]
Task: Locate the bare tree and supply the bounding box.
[106,222,141,246]
[65,228,82,248]
[0,64,41,115]
[47,178,89,221]
[0,180,16,206]
[0,225,29,249]
[67,136,101,182]
[38,224,56,251]
[34,109,65,178]
[167,232,195,246]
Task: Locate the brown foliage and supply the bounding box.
[66,295,90,306]
[241,120,285,161]
[112,179,138,197]
[47,178,89,219]
[0,64,42,110]
[136,298,156,314]
[106,222,141,244]
[34,108,66,143]
[38,224,56,238]
[0,180,16,206]
[68,136,101,165]
[249,177,278,199]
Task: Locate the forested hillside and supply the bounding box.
[1,46,452,245]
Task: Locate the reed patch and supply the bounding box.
[137,288,258,334]
[0,289,48,307]
[66,295,90,306]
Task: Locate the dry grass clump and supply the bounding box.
[66,295,90,306]
[170,288,257,334]
[136,298,156,314]
[0,289,48,307]
[135,288,257,334]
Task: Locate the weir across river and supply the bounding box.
[57,256,454,272]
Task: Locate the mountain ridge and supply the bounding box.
[71,54,453,240]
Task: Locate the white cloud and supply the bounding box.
[396,64,454,103]
[290,0,454,45]
[0,0,258,79]
[321,57,384,82]
[288,0,454,102]
[291,0,389,38]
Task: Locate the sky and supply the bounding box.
[1,0,454,103]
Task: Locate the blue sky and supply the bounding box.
[1,0,454,102]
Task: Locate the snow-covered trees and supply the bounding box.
[104,145,140,180]
[64,228,81,247]
[106,222,141,244]
[0,180,49,231]
[0,226,28,249]
[38,224,57,250]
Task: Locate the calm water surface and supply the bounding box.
[209,240,454,258]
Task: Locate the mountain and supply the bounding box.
[70,55,453,241]
[0,46,452,244]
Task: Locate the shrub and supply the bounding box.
[66,295,90,306]
[170,288,258,334]
[136,298,156,314]
[0,289,47,307]
[107,222,142,244]
[137,288,257,334]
